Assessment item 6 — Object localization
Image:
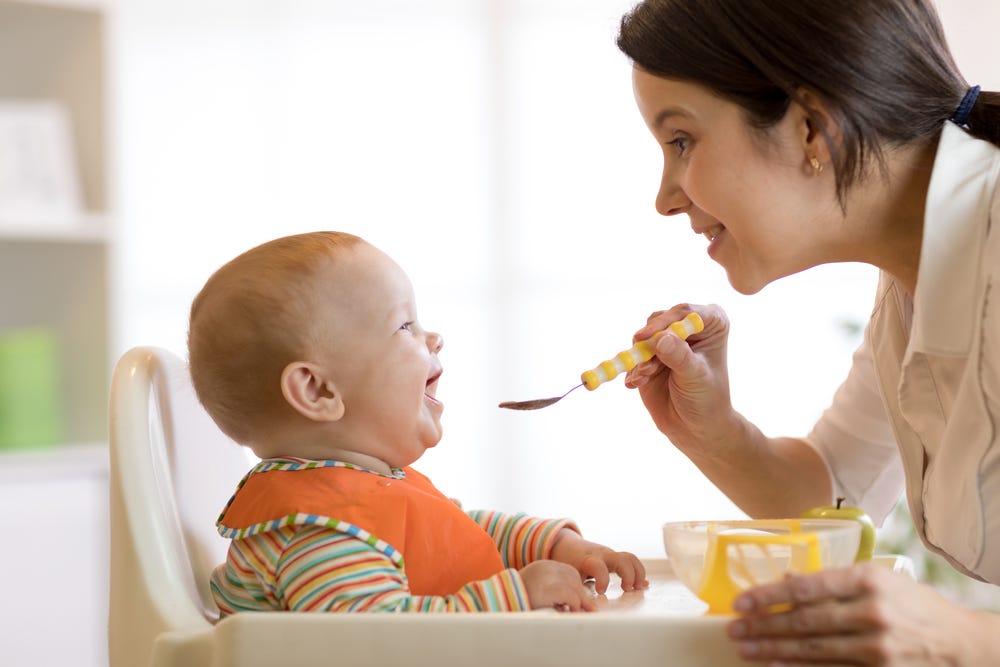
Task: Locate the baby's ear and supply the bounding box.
[280,361,345,422]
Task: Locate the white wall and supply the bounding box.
[109,0,997,558]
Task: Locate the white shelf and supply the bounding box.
[0,445,109,666]
[0,441,108,480]
[0,0,112,449]
[0,212,111,243]
[0,2,108,210]
[0,6,112,667]
[15,0,107,9]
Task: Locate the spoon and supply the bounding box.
[498,312,704,411]
[498,383,586,411]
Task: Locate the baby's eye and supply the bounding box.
[399,321,414,332]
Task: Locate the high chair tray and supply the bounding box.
[154,556,910,667]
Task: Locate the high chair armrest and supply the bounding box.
[152,628,215,667]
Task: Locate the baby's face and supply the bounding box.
[311,243,444,467]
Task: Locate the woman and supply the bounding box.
[616,0,1000,664]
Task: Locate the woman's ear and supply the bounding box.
[793,87,840,170]
[280,361,345,422]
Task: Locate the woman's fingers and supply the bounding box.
[727,566,915,665]
[734,632,887,665]
[626,305,706,387]
[624,358,662,388]
[635,303,727,342]
[636,305,699,341]
[729,597,882,639]
[734,564,884,614]
[627,303,726,379]
[728,564,996,664]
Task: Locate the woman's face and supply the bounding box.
[632,68,838,294]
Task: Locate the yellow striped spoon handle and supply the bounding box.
[580,312,704,391]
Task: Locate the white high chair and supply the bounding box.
[109,346,249,666]
[108,346,750,667]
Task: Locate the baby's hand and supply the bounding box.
[549,529,648,594]
[519,560,597,612]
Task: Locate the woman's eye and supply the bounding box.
[666,136,689,156]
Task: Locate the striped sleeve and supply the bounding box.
[257,526,531,613]
[466,511,580,570]
[211,528,290,614]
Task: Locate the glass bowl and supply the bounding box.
[662,518,861,614]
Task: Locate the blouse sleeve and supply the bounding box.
[802,326,905,525]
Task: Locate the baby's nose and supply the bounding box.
[427,331,444,353]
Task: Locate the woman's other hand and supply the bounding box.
[728,563,1000,665]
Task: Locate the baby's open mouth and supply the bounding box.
[425,371,442,404]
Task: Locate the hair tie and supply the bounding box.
[951,85,981,127]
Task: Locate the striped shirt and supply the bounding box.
[211,478,577,614]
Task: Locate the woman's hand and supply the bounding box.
[625,303,739,457]
[728,563,1000,665]
[549,528,648,594]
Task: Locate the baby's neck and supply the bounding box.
[315,448,394,475]
[252,440,395,476]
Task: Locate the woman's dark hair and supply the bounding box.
[617,0,1000,203]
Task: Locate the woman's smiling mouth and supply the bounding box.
[701,225,724,242]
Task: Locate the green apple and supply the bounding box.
[801,497,876,562]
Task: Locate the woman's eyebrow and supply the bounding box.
[654,107,693,127]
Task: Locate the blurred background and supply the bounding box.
[1,0,998,664]
[114,0,874,548]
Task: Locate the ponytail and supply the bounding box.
[964,90,1000,147]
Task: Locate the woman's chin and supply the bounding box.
[725,267,768,295]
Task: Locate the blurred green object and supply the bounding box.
[0,328,61,450]
[877,497,1000,611]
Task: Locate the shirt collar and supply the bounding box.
[911,122,1000,355]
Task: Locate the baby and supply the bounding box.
[189,231,646,614]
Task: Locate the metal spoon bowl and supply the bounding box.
[498,383,584,411]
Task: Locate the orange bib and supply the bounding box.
[218,463,505,596]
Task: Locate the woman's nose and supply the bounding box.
[427,331,444,354]
[655,168,690,217]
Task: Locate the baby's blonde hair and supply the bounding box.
[188,231,364,444]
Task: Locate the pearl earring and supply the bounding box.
[809,156,824,175]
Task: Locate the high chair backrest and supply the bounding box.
[109,347,253,667]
